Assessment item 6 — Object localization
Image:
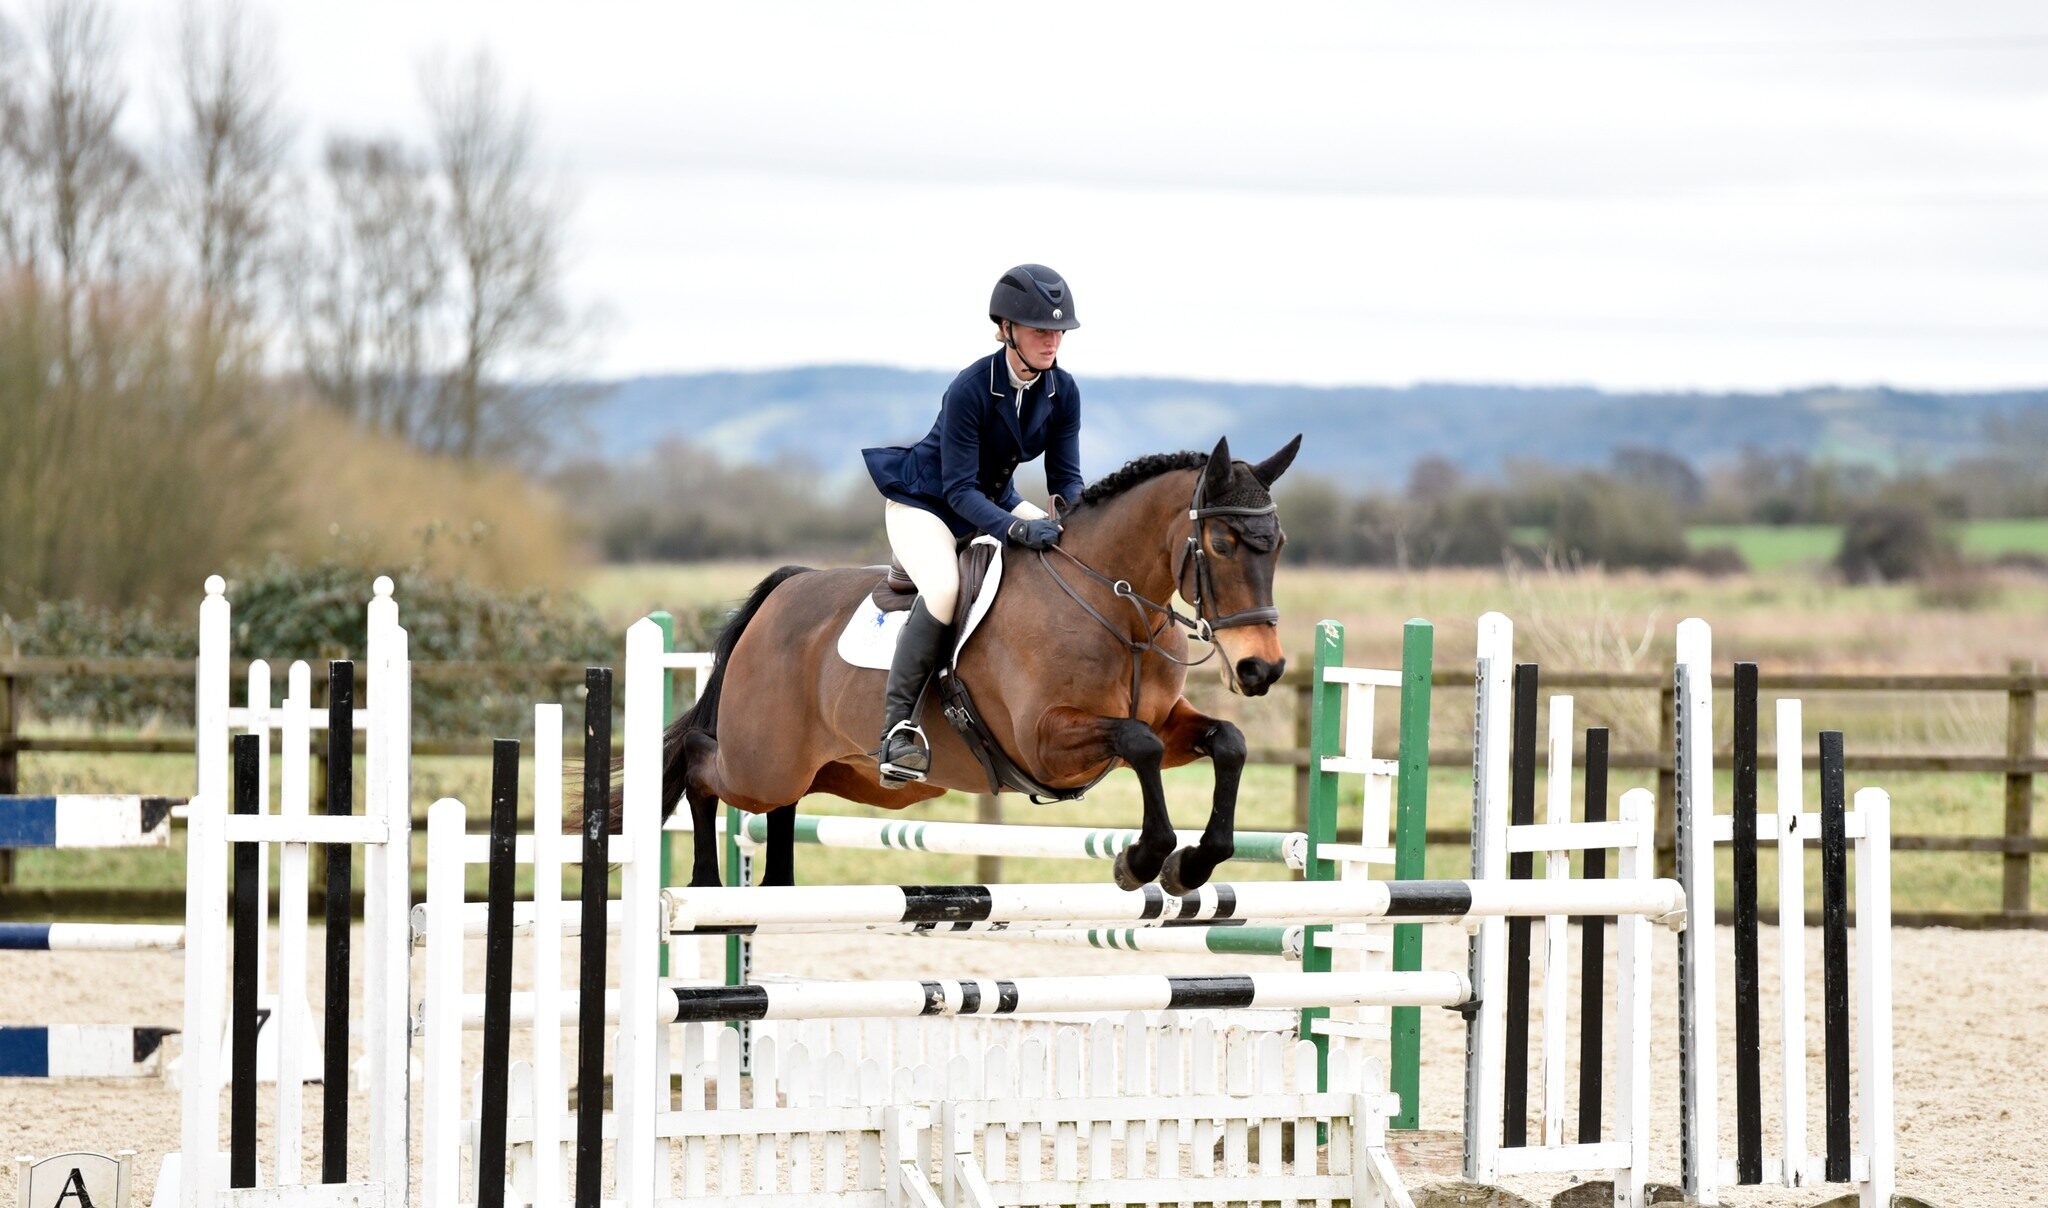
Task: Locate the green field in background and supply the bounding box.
[1488,521,2048,573]
[1684,524,1840,570]
[1689,519,2048,572]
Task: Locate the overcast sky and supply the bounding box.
[105,1,2048,390]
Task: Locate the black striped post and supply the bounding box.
[1503,663,1537,1147]
[478,740,519,1208]
[323,660,354,1183]
[576,669,612,1208]
[230,732,260,1189]
[1577,726,1608,1145]
[1820,729,1851,1183]
[1733,663,1763,1183]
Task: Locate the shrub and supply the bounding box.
[1835,504,1955,584]
[3,560,625,737]
[0,275,288,614]
[1548,478,1689,570]
[1412,492,1513,567]
[1273,476,1351,563]
[1914,560,2001,610]
[1992,551,2048,577]
[1687,544,1750,577]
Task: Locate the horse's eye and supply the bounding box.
[1211,534,1234,556]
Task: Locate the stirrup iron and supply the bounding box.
[877,719,931,787]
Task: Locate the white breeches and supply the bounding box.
[884,498,1045,620]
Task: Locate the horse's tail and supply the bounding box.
[650,564,813,827]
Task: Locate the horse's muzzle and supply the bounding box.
[1234,656,1287,696]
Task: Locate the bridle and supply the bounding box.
[1038,468,1280,715]
[1172,469,1282,636]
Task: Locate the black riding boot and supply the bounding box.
[874,599,954,787]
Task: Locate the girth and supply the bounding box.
[935,670,1109,803]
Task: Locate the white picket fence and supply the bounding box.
[468,1019,1401,1208]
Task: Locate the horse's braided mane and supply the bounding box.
[1076,449,1272,511]
[1077,450,1209,507]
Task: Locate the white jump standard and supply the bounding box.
[1674,621,1897,1208]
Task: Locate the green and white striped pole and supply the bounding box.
[734,813,1306,869]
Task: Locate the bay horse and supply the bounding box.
[658,434,1301,895]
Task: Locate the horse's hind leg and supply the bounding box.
[681,730,726,888]
[1156,697,1246,896]
[686,789,722,887]
[762,804,797,886]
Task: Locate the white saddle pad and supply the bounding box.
[835,537,1005,670]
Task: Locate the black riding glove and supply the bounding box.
[1006,517,1062,550]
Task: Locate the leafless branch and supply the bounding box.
[166,0,292,347]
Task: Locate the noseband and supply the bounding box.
[1039,469,1280,714]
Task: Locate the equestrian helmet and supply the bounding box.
[989,264,1080,331]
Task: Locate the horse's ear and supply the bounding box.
[1204,436,1233,495]
[1252,434,1303,488]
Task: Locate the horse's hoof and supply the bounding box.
[1159,847,1207,897]
[1113,848,1147,891]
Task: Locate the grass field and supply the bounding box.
[1686,518,2048,572]
[1684,523,1839,570]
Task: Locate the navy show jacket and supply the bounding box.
[862,352,1085,541]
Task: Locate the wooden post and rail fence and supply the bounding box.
[0,653,2041,928]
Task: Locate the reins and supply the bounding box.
[1036,469,1279,716]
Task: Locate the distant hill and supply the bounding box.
[574,366,2048,490]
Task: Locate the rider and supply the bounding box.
[860,264,1086,786]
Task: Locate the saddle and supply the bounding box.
[864,537,1108,805]
[870,539,999,629]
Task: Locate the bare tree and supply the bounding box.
[166,0,291,354]
[422,49,582,463]
[0,12,34,270]
[15,0,151,296]
[290,134,446,440]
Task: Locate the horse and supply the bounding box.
[656,434,1301,895]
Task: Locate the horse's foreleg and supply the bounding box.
[1034,709,1173,891]
[1108,719,1173,891]
[762,804,797,886]
[1155,697,1245,895]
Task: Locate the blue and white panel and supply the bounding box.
[0,796,178,849]
[0,923,185,951]
[0,1025,176,1077]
